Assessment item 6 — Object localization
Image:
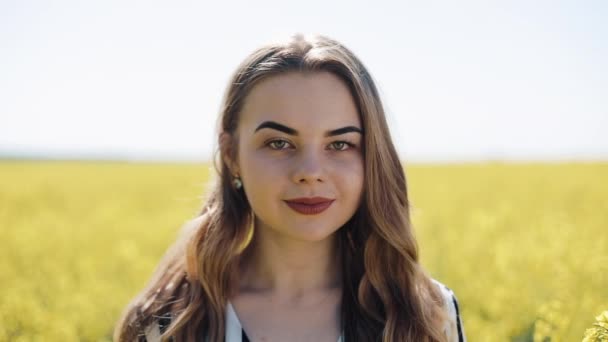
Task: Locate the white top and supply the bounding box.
[144,279,465,342]
[433,279,467,342]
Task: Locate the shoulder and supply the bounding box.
[430,278,466,342]
[143,323,161,342]
[179,213,208,235]
[169,213,210,248]
[143,314,173,342]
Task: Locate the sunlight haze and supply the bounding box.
[1,0,606,162]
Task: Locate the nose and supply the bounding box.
[290,148,325,184]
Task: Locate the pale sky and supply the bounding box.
[1,0,607,162]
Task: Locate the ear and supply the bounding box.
[219,131,240,176]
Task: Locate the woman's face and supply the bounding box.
[233,71,364,242]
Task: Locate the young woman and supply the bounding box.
[114,34,466,342]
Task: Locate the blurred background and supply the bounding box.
[1,0,607,341]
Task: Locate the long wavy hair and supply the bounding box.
[114,33,448,342]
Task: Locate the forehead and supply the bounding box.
[239,71,361,135]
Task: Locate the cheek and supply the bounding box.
[242,152,284,179]
[334,156,364,197]
[239,152,286,199]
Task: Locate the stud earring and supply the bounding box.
[233,176,242,189]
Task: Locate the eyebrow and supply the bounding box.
[254,120,363,137]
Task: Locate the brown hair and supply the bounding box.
[114,33,448,342]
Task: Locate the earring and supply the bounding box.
[233,176,242,189]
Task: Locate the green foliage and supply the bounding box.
[583,311,608,342]
[1,161,606,341]
[405,162,607,341]
[0,161,213,341]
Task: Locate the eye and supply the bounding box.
[267,139,293,150]
[329,141,355,151]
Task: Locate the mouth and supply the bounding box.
[283,197,335,215]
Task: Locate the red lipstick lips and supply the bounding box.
[284,197,334,215]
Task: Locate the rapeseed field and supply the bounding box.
[1,161,606,341]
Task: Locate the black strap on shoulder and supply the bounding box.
[242,328,251,342]
[441,283,465,342]
[451,294,464,342]
[158,313,173,335]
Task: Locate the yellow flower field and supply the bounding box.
[1,161,606,341]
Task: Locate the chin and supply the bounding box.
[287,225,341,242]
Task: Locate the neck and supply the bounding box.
[238,218,342,301]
